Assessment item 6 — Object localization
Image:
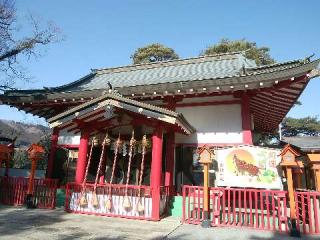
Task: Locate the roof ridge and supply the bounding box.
[51,72,96,91]
[246,54,318,71]
[94,51,246,74]
[246,59,302,71]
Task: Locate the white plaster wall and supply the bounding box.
[175,104,243,144]
[58,129,80,145]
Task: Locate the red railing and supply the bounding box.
[0,176,58,209]
[65,182,154,220]
[182,185,288,232]
[295,191,320,234]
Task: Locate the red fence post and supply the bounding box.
[0,176,57,209]
[182,185,186,223]
[181,185,293,234]
[313,193,320,234]
[294,191,320,235]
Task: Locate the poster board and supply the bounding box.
[216,145,282,189]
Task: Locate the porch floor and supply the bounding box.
[0,205,317,240]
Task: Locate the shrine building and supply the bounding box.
[0,52,319,221]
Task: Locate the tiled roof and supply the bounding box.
[48,91,195,135]
[3,52,319,96]
[50,52,320,93]
[49,52,258,92]
[282,136,320,152]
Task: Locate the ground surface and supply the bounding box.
[0,206,319,240]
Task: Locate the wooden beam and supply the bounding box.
[253,93,294,106]
[251,104,288,116]
[250,100,289,112]
[261,91,297,101]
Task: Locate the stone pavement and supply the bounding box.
[0,205,319,240]
[166,224,320,240]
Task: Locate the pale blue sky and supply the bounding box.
[1,0,319,125]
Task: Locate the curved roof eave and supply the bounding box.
[48,92,195,135]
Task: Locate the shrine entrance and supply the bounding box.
[48,92,194,220]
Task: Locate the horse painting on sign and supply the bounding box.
[233,154,260,177]
[216,146,282,189]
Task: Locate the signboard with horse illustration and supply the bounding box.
[216,146,282,189]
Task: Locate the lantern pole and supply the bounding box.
[26,157,37,206]
[280,144,301,237]
[202,161,211,228]
[197,145,213,228]
[26,144,45,209]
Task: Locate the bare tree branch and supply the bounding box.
[0,0,62,89]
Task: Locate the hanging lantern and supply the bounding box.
[27,144,45,160]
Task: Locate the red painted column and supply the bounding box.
[75,130,90,184]
[165,132,175,195]
[46,128,59,178]
[241,93,253,145]
[150,127,163,220]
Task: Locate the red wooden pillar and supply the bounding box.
[165,132,175,195]
[151,127,163,220]
[75,130,90,184]
[241,93,253,145]
[46,128,59,178]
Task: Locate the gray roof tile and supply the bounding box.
[56,52,258,91]
[283,136,320,151]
